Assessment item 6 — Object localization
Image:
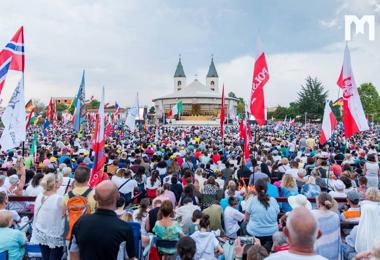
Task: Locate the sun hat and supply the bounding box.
[288,194,312,210]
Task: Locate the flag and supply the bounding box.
[85,95,94,106]
[53,100,57,128]
[25,99,33,113]
[0,76,26,151]
[250,37,269,126]
[46,98,53,121]
[68,95,76,115]
[0,26,24,95]
[89,87,107,188]
[114,101,120,116]
[320,101,338,145]
[25,108,35,129]
[30,133,37,161]
[168,101,183,117]
[332,97,344,107]
[220,84,225,138]
[337,44,369,138]
[239,118,245,139]
[126,93,139,131]
[73,71,86,132]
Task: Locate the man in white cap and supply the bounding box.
[329,180,347,199]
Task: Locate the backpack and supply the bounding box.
[64,188,92,241]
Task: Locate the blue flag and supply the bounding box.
[73,70,86,132]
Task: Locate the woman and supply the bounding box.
[111,168,138,204]
[246,179,280,252]
[30,173,65,260]
[24,173,44,196]
[146,170,161,189]
[190,214,223,259]
[152,200,184,255]
[301,175,321,199]
[133,198,150,235]
[176,237,196,260]
[363,154,380,188]
[313,192,341,260]
[355,187,380,254]
[278,158,290,174]
[280,174,298,212]
[0,210,25,260]
[224,196,245,239]
[295,168,306,192]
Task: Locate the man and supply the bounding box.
[266,207,326,259]
[221,162,234,182]
[203,201,224,234]
[341,191,360,222]
[70,181,136,260]
[175,197,200,235]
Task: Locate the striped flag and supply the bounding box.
[73,71,86,132]
[168,101,183,117]
[320,101,338,145]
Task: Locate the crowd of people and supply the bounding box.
[0,121,380,260]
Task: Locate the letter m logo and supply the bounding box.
[345,15,375,41]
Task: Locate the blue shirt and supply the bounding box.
[0,227,25,260]
[267,183,279,198]
[246,197,280,237]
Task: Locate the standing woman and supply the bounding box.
[30,173,65,260]
[363,154,380,188]
[313,192,341,260]
[245,179,280,252]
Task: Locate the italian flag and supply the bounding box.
[168,101,183,117]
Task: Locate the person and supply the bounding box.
[190,214,223,259]
[111,168,138,204]
[265,207,327,259]
[145,199,162,233]
[0,192,21,224]
[176,236,196,260]
[24,173,44,196]
[132,198,150,235]
[152,200,184,255]
[234,237,268,260]
[246,179,280,252]
[188,209,202,235]
[70,180,137,260]
[341,191,361,222]
[329,179,347,198]
[363,154,380,188]
[272,231,289,252]
[223,196,245,239]
[301,175,321,199]
[280,174,298,212]
[355,187,380,254]
[0,210,26,260]
[175,196,200,235]
[203,201,224,234]
[30,173,65,260]
[312,192,341,260]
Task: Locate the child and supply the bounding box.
[356,176,367,200]
[187,209,202,235]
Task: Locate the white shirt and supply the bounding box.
[111,176,137,194]
[265,250,327,260]
[223,206,245,238]
[285,168,299,179]
[24,185,44,197]
[57,177,73,196]
[191,231,219,260]
[175,203,200,234]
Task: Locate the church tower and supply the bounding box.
[206,57,219,92]
[174,56,186,92]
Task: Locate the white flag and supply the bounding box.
[0,76,26,151]
[126,94,139,131]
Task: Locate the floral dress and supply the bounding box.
[152,221,182,254]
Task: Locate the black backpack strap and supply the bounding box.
[68,190,75,199]
[82,188,92,197]
[64,179,71,194]
[118,179,131,191]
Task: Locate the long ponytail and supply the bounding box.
[255,179,270,209]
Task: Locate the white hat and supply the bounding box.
[333,180,345,191]
[288,194,312,210]
[8,175,20,185]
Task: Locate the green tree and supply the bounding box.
[149,106,155,114]
[296,76,328,120]
[236,97,245,116]
[33,99,45,115]
[87,99,100,109]
[56,103,67,112]
[358,83,380,122]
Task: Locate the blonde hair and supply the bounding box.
[282,174,296,189]
[281,158,289,165]
[0,210,12,227]
[303,175,316,185]
[228,180,236,192]
[40,173,60,191]
[366,187,380,202]
[62,167,72,177]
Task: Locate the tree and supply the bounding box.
[56,103,67,112]
[228,91,237,98]
[87,99,100,109]
[296,76,328,120]
[149,106,155,114]
[33,99,45,114]
[358,82,380,122]
[236,97,245,116]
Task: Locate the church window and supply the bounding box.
[177,81,182,86]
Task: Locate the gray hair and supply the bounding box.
[272,231,288,246]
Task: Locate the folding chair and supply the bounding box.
[25,243,42,260]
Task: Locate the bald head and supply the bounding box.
[285,207,318,249]
[94,180,119,209]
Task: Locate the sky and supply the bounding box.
[0,0,379,108]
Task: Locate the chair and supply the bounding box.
[0,251,8,260]
[25,243,42,260]
[155,239,178,256]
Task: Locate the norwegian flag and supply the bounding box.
[320,101,338,145]
[250,37,269,126]
[337,44,369,138]
[89,87,107,188]
[0,26,24,94]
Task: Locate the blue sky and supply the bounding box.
[0,0,379,107]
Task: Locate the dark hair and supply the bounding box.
[359,176,368,185]
[247,244,269,260]
[367,154,376,162]
[150,170,159,186]
[0,192,6,204]
[158,200,174,219]
[191,209,203,222]
[116,197,125,208]
[340,176,352,189]
[317,192,334,210]
[228,196,239,207]
[255,179,270,209]
[31,173,44,187]
[74,166,91,183]
[182,196,193,204]
[136,198,150,221]
[176,237,196,260]
[171,175,178,185]
[199,214,210,229]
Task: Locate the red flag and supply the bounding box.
[220,84,225,138]
[337,45,369,138]
[25,108,35,130]
[53,100,57,128]
[250,42,269,126]
[89,87,106,188]
[239,118,245,139]
[243,117,250,161]
[46,98,53,121]
[320,102,338,145]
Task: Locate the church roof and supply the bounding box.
[174,58,186,77]
[207,58,218,78]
